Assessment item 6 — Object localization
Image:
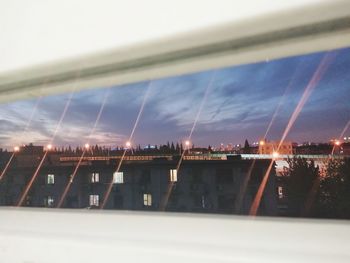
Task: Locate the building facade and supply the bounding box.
[259,140,294,155]
[0,151,278,216]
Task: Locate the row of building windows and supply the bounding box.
[42,193,154,208]
[44,169,179,185]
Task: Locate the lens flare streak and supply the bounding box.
[304,120,350,214]
[17,91,76,206]
[331,120,350,155]
[249,52,336,216]
[50,92,75,143]
[249,161,274,216]
[101,83,152,209]
[19,96,42,144]
[17,151,48,206]
[235,159,256,213]
[57,150,86,208]
[57,88,110,208]
[160,72,216,211]
[0,153,15,182]
[278,53,336,152]
[0,97,42,182]
[263,70,298,140]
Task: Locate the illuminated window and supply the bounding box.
[143,194,152,206]
[47,174,55,184]
[89,195,99,207]
[278,186,283,199]
[113,172,124,184]
[170,169,177,182]
[91,172,99,183]
[44,196,54,207]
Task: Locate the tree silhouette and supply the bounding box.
[175,143,180,153]
[316,158,350,219]
[285,157,319,217]
[243,139,250,154]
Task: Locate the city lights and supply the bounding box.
[272,151,279,158]
[13,146,20,152]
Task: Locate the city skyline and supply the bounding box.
[0,47,349,149]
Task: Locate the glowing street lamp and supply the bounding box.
[14,146,20,152]
[272,151,279,159]
[46,144,53,151]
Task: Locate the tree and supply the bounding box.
[243,139,250,154]
[175,143,180,153]
[317,158,350,219]
[285,157,319,217]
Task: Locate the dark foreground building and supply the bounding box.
[0,149,277,216]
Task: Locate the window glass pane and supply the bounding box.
[170,169,177,182]
[89,195,99,206]
[113,172,124,184]
[91,172,99,183]
[47,174,54,184]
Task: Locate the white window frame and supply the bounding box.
[143,194,152,207]
[170,169,177,182]
[113,172,124,184]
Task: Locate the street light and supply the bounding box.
[335,140,341,146]
[272,151,279,158]
[259,140,265,146]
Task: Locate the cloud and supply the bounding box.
[0,47,349,149]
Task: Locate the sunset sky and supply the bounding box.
[0,47,349,149]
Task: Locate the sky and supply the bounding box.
[0,47,349,149]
